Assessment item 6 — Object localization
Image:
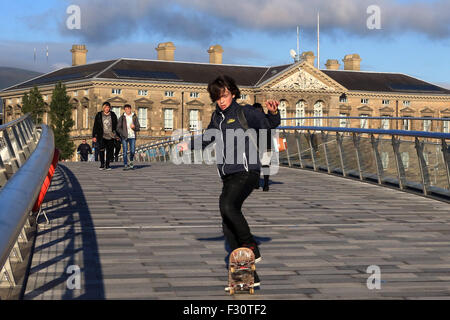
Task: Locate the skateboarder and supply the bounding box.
[178,75,280,288]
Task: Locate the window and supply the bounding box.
[339,113,349,128]
[313,101,323,126]
[381,115,391,130]
[189,110,199,132]
[84,89,89,95]
[164,109,173,130]
[360,114,369,129]
[138,107,147,128]
[240,94,248,100]
[401,152,410,169]
[165,91,174,97]
[112,106,121,117]
[381,152,389,170]
[73,91,78,97]
[112,88,122,95]
[84,107,89,128]
[402,116,411,130]
[361,98,369,104]
[403,101,411,106]
[44,95,48,101]
[72,108,78,129]
[443,118,450,133]
[339,94,347,103]
[423,117,432,132]
[138,90,148,96]
[279,101,287,126]
[190,92,199,98]
[295,100,305,126]
[382,100,390,105]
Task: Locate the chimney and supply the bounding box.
[325,59,340,70]
[207,44,224,64]
[71,44,87,66]
[156,42,176,61]
[342,54,362,71]
[300,51,316,66]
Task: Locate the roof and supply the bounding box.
[1,59,449,96]
[322,70,450,94]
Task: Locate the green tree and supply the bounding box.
[49,81,75,160]
[22,86,46,123]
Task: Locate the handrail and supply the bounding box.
[0,124,54,287]
[283,116,450,121]
[279,126,450,139]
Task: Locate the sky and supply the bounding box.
[0,0,449,88]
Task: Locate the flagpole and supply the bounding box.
[317,11,320,69]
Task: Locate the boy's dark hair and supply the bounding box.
[253,103,264,113]
[207,75,241,102]
[102,101,111,108]
[124,104,131,109]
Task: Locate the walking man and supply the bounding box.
[117,104,140,170]
[77,139,92,162]
[92,101,118,171]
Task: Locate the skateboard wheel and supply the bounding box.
[251,264,256,271]
[249,288,255,294]
[229,288,235,295]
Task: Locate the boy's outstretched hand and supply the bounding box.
[265,100,280,115]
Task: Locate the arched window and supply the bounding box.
[295,100,306,126]
[279,100,287,126]
[72,107,78,129]
[313,101,324,126]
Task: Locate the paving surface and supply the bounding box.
[24,161,450,300]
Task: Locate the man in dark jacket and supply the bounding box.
[178,75,280,289]
[117,104,141,170]
[77,139,92,161]
[92,101,118,170]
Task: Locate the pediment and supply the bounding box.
[134,97,154,105]
[161,98,180,105]
[358,105,373,112]
[70,98,79,104]
[262,62,346,92]
[441,108,450,114]
[400,107,414,113]
[339,104,352,111]
[420,107,435,114]
[107,96,127,103]
[379,106,394,113]
[186,99,204,107]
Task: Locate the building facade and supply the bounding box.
[1,43,449,160]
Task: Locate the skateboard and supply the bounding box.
[228,247,256,295]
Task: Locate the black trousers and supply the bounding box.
[99,138,115,168]
[80,153,88,161]
[219,170,259,251]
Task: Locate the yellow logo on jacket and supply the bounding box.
[227,119,236,124]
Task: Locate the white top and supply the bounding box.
[125,113,135,139]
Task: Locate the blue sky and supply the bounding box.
[1,0,449,88]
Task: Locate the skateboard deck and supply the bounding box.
[228,247,256,295]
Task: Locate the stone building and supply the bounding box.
[1,43,449,160]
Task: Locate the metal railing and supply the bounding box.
[122,116,450,200]
[0,114,55,289]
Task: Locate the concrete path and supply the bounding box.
[24,162,450,299]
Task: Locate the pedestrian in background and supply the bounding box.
[117,104,140,170]
[77,139,92,162]
[92,101,118,171]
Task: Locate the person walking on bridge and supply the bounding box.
[92,101,118,171]
[117,104,141,170]
[77,139,92,162]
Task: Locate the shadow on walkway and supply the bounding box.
[23,164,105,299]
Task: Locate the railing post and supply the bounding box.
[320,131,331,173]
[295,131,304,168]
[336,132,346,177]
[442,139,450,191]
[415,137,431,195]
[2,130,20,175]
[284,131,292,167]
[306,131,317,171]
[0,258,16,288]
[370,134,383,185]
[392,136,406,190]
[352,133,364,180]
[11,126,26,164]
